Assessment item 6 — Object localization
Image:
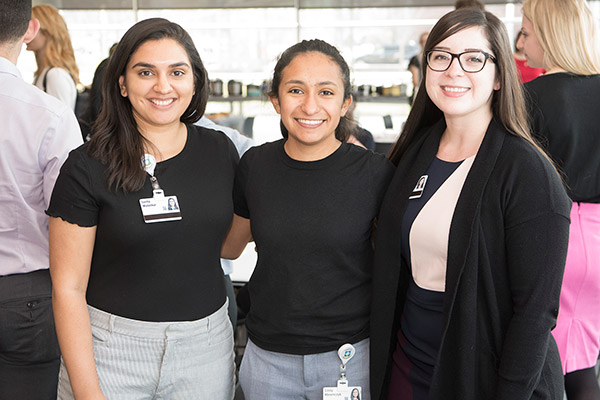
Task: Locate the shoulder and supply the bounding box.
[526,73,600,96]
[189,124,237,148]
[492,133,570,217]
[346,143,394,171]
[46,67,72,80]
[1,71,70,119]
[194,116,253,156]
[241,139,282,161]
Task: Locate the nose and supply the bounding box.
[301,92,320,114]
[516,34,524,51]
[154,73,172,94]
[445,56,464,76]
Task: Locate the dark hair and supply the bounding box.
[269,39,354,142]
[454,0,485,10]
[389,8,542,166]
[88,18,209,192]
[0,0,31,42]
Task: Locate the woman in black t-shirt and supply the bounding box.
[47,18,237,400]
[222,39,394,400]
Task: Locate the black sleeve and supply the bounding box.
[233,147,254,219]
[494,146,571,399]
[46,148,99,227]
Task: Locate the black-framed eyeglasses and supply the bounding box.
[425,50,497,73]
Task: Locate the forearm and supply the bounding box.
[221,214,252,259]
[495,213,569,399]
[53,288,106,399]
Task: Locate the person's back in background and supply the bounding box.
[0,1,83,398]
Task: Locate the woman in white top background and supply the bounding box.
[27,4,79,111]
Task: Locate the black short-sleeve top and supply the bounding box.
[47,125,239,322]
[234,140,395,354]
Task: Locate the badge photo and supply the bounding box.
[139,192,182,223]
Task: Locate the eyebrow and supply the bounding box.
[283,79,339,87]
[131,62,191,69]
[433,46,488,53]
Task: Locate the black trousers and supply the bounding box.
[0,269,60,400]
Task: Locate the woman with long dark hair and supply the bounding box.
[222,39,394,399]
[370,8,570,400]
[47,18,237,399]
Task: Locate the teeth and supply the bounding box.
[443,87,469,93]
[297,119,324,125]
[150,99,174,106]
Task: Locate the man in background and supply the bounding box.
[0,1,83,398]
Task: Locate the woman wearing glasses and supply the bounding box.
[519,1,600,398]
[369,8,570,400]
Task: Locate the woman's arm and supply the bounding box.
[493,155,570,399]
[221,214,252,260]
[49,217,107,400]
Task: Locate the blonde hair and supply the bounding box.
[522,0,600,75]
[32,4,80,84]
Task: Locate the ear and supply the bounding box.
[119,76,128,97]
[340,95,353,117]
[494,77,501,91]
[270,95,281,115]
[23,19,40,44]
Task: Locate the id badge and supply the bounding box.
[323,381,362,399]
[139,190,182,223]
[323,343,362,399]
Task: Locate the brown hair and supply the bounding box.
[88,18,209,193]
[388,8,546,168]
[31,5,79,84]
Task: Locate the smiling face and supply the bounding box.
[425,26,499,124]
[119,38,194,133]
[517,16,546,69]
[270,51,352,158]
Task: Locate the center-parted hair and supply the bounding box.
[388,8,545,166]
[88,18,209,193]
[0,0,31,43]
[269,39,354,142]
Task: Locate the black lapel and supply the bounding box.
[442,119,507,321]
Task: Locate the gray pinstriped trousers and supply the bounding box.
[57,300,235,399]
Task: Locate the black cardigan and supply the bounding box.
[370,119,571,400]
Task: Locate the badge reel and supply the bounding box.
[138,154,182,223]
[323,343,362,399]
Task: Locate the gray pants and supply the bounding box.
[58,300,235,399]
[240,338,370,400]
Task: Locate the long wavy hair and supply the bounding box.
[31,5,79,84]
[388,8,548,167]
[87,18,209,193]
[522,0,600,75]
[269,39,354,142]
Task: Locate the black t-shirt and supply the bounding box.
[47,125,239,322]
[525,73,600,203]
[234,140,395,354]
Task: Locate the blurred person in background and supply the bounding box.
[521,0,600,398]
[513,31,544,83]
[27,4,79,112]
[0,1,82,398]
